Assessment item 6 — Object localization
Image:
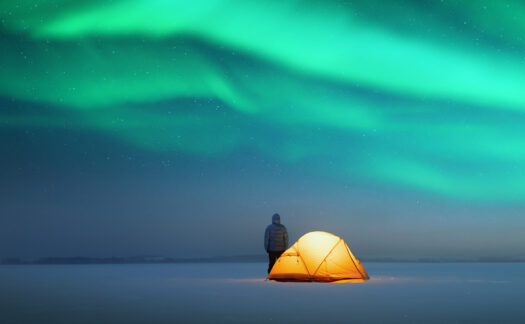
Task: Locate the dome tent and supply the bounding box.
[268,231,369,282]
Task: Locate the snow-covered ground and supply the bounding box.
[1,262,524,323]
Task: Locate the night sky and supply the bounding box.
[1,0,525,260]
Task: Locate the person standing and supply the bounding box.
[264,213,289,274]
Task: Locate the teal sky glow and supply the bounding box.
[1,1,525,201]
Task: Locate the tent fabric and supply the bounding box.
[268,231,369,282]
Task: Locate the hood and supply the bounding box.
[272,213,280,224]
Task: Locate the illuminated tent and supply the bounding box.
[268,231,369,282]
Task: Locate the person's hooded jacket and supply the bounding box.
[264,214,289,252]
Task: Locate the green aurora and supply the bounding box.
[1,0,525,201]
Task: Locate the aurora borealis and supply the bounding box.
[1,1,525,259]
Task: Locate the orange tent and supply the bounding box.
[268,231,369,282]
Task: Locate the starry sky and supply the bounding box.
[1,0,525,260]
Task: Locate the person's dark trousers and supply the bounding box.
[267,250,284,274]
